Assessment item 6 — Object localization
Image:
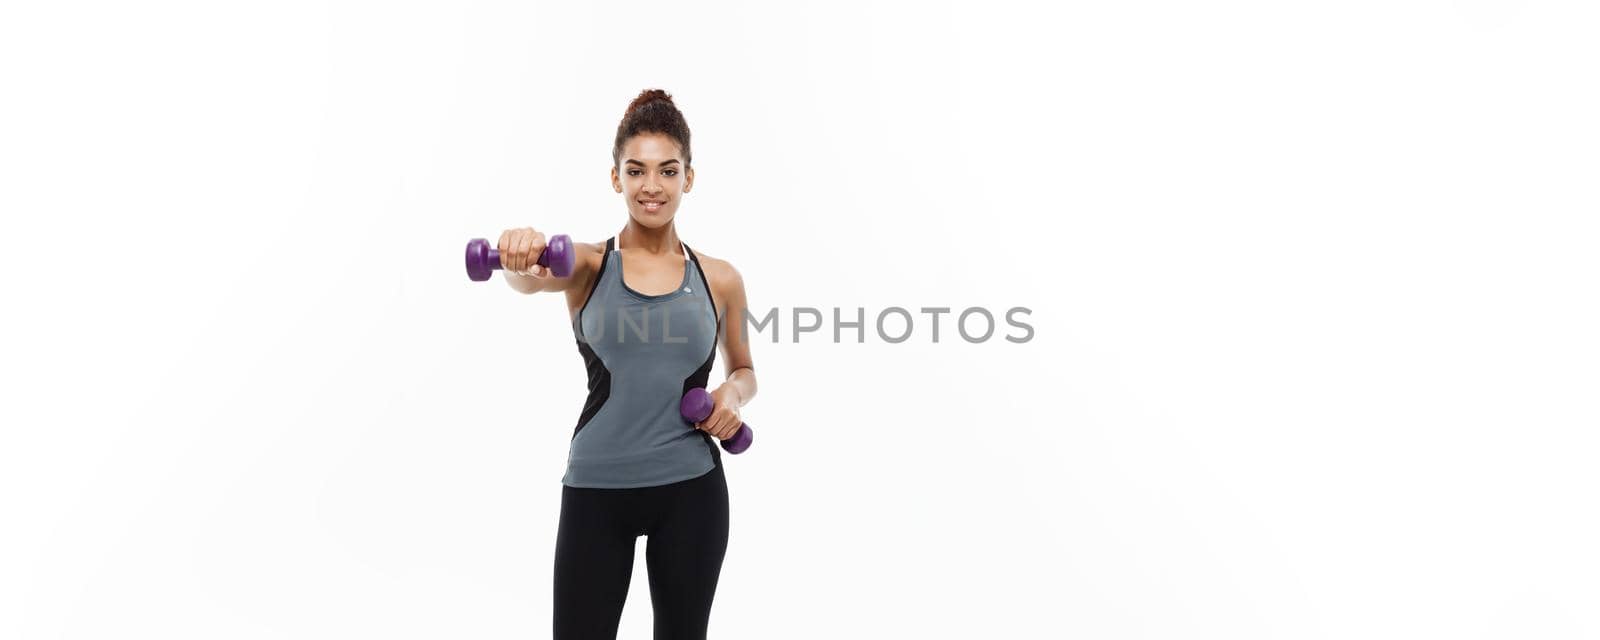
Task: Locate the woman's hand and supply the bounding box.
[695,385,744,441]
[497,227,551,278]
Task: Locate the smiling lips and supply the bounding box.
[639,200,666,213]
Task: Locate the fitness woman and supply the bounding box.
[494,89,756,640]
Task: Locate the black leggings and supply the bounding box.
[553,463,729,640]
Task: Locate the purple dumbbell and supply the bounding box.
[464,234,575,281]
[680,388,754,454]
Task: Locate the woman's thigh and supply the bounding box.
[643,465,729,639]
[553,486,645,640]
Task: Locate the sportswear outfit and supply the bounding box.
[553,236,730,640]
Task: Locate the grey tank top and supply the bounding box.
[563,236,722,488]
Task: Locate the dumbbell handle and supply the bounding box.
[680,388,754,454]
[485,246,554,268]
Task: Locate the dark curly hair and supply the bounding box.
[612,89,692,168]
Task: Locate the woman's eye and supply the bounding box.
[663,170,677,177]
[627,170,642,176]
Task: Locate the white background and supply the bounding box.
[3,1,1598,638]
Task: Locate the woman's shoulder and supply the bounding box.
[574,239,610,277]
[687,248,746,293]
[558,240,612,310]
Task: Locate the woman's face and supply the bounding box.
[612,133,693,229]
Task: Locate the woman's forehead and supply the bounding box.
[621,134,684,164]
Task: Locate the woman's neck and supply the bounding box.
[619,220,681,256]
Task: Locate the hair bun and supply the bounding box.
[613,88,692,167]
[627,89,674,115]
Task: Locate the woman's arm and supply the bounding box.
[715,262,757,409]
[695,255,758,441]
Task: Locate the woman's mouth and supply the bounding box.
[639,200,665,213]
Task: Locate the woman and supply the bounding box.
[495,89,756,640]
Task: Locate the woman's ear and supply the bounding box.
[684,166,694,193]
[611,166,623,193]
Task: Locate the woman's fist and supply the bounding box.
[497,227,549,278]
[695,386,744,441]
